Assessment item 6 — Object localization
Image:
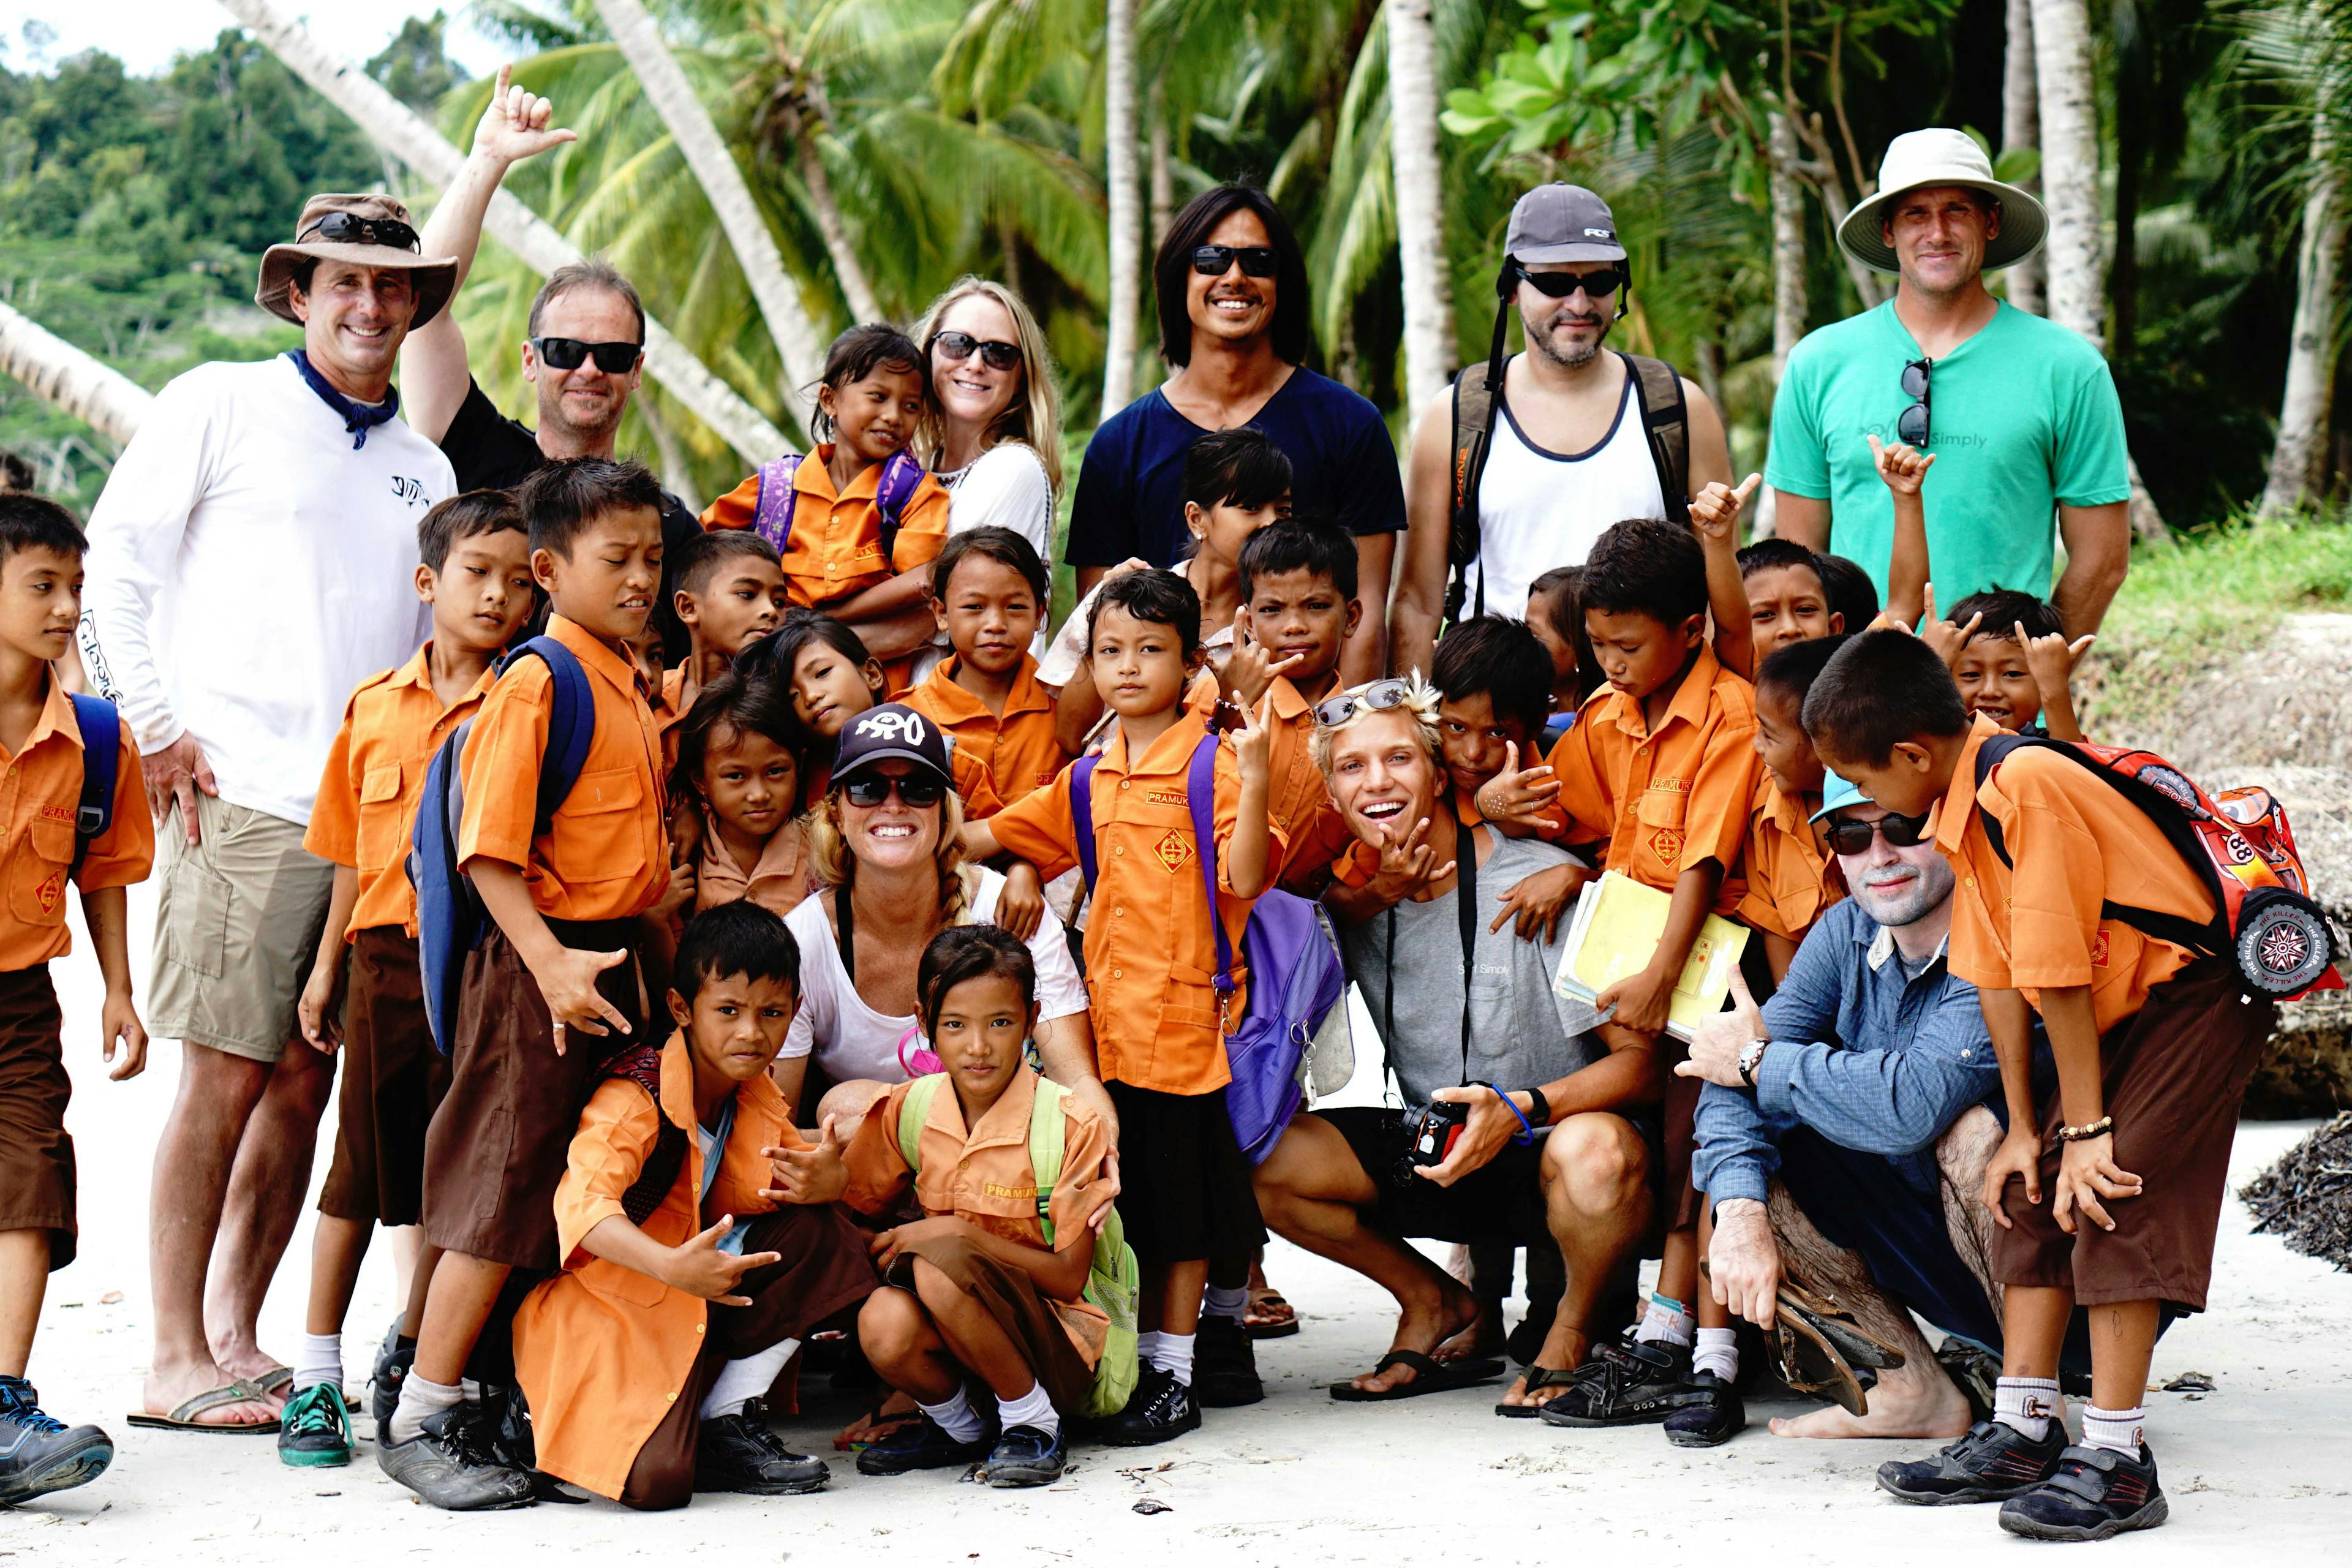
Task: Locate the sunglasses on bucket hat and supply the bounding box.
[298,211,421,253]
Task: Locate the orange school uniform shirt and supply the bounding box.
[457,614,671,924]
[1546,643,1758,914]
[843,1068,1111,1365]
[512,1030,810,1502]
[1736,774,1843,943]
[304,646,493,937]
[0,674,151,971]
[1183,673,1352,889]
[904,654,1068,816]
[1936,715,2212,1033]
[693,815,812,918]
[987,710,1285,1095]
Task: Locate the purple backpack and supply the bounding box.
[751,450,929,564]
[1071,736,1348,1163]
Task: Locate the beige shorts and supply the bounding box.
[149,793,336,1064]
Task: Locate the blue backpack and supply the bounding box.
[749,450,928,565]
[409,638,596,1053]
[66,693,119,879]
[1070,735,1347,1164]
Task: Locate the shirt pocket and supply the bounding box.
[8,816,74,927]
[551,766,647,883]
[1633,786,1691,875]
[580,1256,668,1308]
[355,762,405,875]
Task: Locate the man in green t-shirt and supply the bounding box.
[1766,129,2131,635]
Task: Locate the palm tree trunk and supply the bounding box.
[2033,0,2168,539]
[2262,112,2345,517]
[1768,110,1806,378]
[592,0,828,415]
[1149,80,1175,247]
[1387,0,1456,410]
[2002,0,2045,314]
[219,0,791,466]
[1100,0,1143,418]
[0,301,153,444]
[793,113,881,324]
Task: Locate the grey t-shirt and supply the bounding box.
[1338,834,1604,1108]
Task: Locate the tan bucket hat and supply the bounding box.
[1836,128,2047,276]
[256,193,459,328]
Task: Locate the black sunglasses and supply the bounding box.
[842,772,947,810]
[1515,264,1628,300]
[1825,807,1934,857]
[930,330,1023,372]
[1314,677,1415,729]
[299,211,421,252]
[1898,358,1932,447]
[530,337,644,374]
[1192,244,1280,279]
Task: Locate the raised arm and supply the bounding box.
[401,64,577,444]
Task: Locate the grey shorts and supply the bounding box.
[149,793,336,1064]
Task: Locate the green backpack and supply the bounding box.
[895,1072,1140,1418]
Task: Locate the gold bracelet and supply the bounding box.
[2056,1115,2114,1143]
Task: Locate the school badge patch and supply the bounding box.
[1647,827,1685,870]
[1156,831,1194,873]
[36,870,61,915]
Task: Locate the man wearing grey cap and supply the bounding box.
[1391,183,1732,677]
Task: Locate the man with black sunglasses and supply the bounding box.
[400,67,704,663]
[1683,769,2026,1442]
[1392,184,1733,680]
[1768,129,2132,638]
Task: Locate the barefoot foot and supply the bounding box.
[1769,1364,1973,1439]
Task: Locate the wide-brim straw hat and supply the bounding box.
[256,193,458,329]
[1837,128,2048,276]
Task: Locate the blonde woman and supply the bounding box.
[913,277,1063,562]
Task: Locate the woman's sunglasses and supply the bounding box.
[930,330,1023,372]
[1192,244,1280,278]
[1898,357,1932,447]
[530,337,644,374]
[842,772,947,810]
[1515,265,1627,300]
[1825,807,1934,857]
[1314,677,1414,729]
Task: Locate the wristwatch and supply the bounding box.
[1736,1037,1770,1088]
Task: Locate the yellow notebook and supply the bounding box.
[1551,870,1750,1042]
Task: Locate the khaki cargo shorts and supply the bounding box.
[149,793,336,1064]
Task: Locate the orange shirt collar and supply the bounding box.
[545,612,651,701]
[699,816,805,886]
[1107,709,1211,780]
[656,1027,790,1131]
[1934,714,2004,854]
[388,642,497,709]
[924,654,1055,725]
[918,1060,1039,1157]
[790,445,888,505]
[15,669,80,758]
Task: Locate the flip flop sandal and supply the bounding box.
[1769,1285,1907,1418]
[1777,1283,1907,1371]
[1242,1290,1301,1340]
[125,1378,282,1433]
[1495,1365,1583,1418]
[1329,1350,1504,1403]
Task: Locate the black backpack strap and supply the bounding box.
[1622,353,1690,525]
[1444,298,1516,628]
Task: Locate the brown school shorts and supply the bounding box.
[0,965,72,1268]
[421,918,645,1272]
[318,927,451,1228]
[886,1232,1098,1415]
[1992,957,2276,1311]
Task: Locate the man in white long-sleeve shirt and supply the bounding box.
[81,194,455,1432]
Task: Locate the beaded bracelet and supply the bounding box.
[2056,1115,2115,1143]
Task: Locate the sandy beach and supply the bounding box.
[4,889,2349,1566]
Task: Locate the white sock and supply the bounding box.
[699,1338,799,1421]
[918,1386,985,1444]
[1994,1376,2061,1441]
[2081,1403,2145,1457]
[292,1331,344,1394]
[995,1381,1059,1439]
[1201,1284,1248,1322]
[388,1373,463,1446]
[1634,1293,1696,1349]
[459,1378,483,1404]
[1140,1330,1195,1387]
[1692,1327,1739,1383]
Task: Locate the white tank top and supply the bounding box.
[1465,358,1669,622]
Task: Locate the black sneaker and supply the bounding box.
[696,1400,828,1495]
[1662,1369,1746,1448]
[854,1413,996,1477]
[276,1381,354,1468]
[1193,1315,1263,1408]
[1877,1419,2068,1505]
[982,1423,1067,1487]
[1537,1336,1697,1427]
[368,1317,415,1430]
[0,1376,111,1507]
[376,1404,538,1511]
[1999,1444,2168,1541]
[1099,1365,1202,1447]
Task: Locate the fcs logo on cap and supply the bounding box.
[856,709,927,745]
[1585,228,1613,239]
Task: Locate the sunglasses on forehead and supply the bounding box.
[1513,263,1627,300]
[1192,244,1280,279]
[1825,807,1934,857]
[1313,677,1415,729]
[842,772,947,809]
[299,211,421,252]
[929,330,1023,372]
[530,337,644,374]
